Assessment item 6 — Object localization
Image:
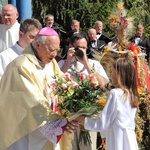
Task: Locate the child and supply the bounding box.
[75,57,139,150]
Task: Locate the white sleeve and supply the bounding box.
[84,90,117,137]
[38,118,67,144]
[0,54,6,78]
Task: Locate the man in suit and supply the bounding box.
[129,24,150,63]
[44,14,67,61]
[94,21,108,39]
[44,14,54,28]
[61,20,87,58]
[65,20,81,42]
[94,21,110,48]
[44,14,66,35]
[88,28,105,51]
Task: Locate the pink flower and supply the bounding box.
[62,83,68,90]
[64,73,72,81]
[50,81,58,88]
[88,74,99,87]
[71,81,79,89]
[79,72,86,80]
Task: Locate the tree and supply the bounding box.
[32,1,150,149]
[32,0,119,34]
[124,0,150,36]
[32,0,150,36]
[0,0,7,11]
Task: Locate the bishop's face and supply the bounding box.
[36,35,60,64]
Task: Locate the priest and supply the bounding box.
[0,27,76,150]
[0,4,20,52]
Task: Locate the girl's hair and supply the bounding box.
[113,57,139,108]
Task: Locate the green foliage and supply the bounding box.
[32,0,119,34]
[52,72,102,113]
[51,71,103,146]
[32,1,150,147]
[125,0,150,36]
[138,92,150,149]
[31,0,150,37]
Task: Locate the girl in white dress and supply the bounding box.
[75,57,139,150]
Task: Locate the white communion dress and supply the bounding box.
[84,88,138,150]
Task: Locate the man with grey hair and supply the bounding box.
[88,28,106,51]
[0,4,20,52]
[44,14,67,59]
[0,27,77,150]
[44,14,54,27]
[94,20,110,49]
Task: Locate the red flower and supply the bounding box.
[88,74,99,87]
[88,73,95,81]
[79,72,86,80]
[71,81,79,89]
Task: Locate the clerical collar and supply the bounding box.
[38,59,46,69]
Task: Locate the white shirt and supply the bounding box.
[91,40,97,48]
[84,88,138,150]
[58,58,109,150]
[58,59,109,85]
[0,42,24,78]
[96,32,102,40]
[0,21,20,52]
[135,37,141,45]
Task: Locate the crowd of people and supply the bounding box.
[0,3,149,150]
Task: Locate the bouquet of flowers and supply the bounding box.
[50,70,105,145]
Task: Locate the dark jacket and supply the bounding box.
[129,35,150,61]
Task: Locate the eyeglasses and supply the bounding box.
[1,13,16,17]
